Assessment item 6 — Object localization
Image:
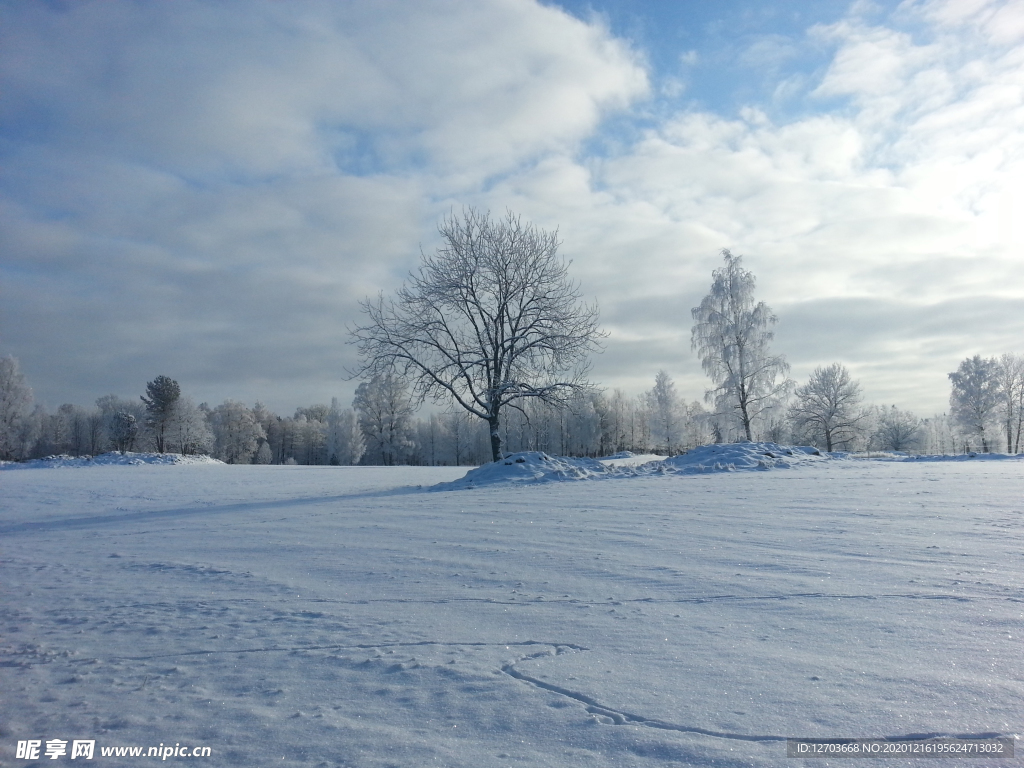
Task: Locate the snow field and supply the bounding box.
[1,459,1022,766]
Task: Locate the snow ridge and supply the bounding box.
[653,442,828,473]
[433,451,618,489]
[0,452,225,469]
[435,443,836,489]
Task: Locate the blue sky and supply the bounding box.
[555,1,885,113]
[1,0,1022,417]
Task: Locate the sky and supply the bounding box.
[2,0,1023,417]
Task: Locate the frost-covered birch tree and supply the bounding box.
[353,373,415,466]
[209,400,265,464]
[0,355,33,460]
[352,208,603,462]
[327,398,365,465]
[167,397,214,455]
[948,355,1000,452]
[691,250,790,441]
[921,413,957,455]
[647,370,682,454]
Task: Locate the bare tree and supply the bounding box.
[296,403,331,423]
[872,405,922,452]
[922,413,957,455]
[996,353,1024,453]
[647,370,682,455]
[442,409,478,465]
[789,363,864,451]
[691,250,791,441]
[948,355,1000,452]
[352,208,603,462]
[58,404,89,456]
[85,409,106,455]
[684,400,715,450]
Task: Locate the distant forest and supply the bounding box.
[1,354,1020,465]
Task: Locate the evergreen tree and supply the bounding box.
[141,375,181,453]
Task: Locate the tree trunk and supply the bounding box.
[487,412,502,462]
[740,405,752,442]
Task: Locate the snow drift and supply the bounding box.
[653,442,831,474]
[435,451,616,489]
[436,443,837,489]
[0,451,224,469]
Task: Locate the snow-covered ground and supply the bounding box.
[2,454,1021,766]
[598,452,668,468]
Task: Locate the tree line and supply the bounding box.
[0,356,1007,465]
[2,209,1021,463]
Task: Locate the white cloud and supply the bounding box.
[0,0,647,184]
[738,34,800,71]
[913,0,1024,43]
[2,0,1022,418]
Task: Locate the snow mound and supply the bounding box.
[0,452,224,469]
[651,442,835,474]
[434,451,619,489]
[435,444,837,489]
